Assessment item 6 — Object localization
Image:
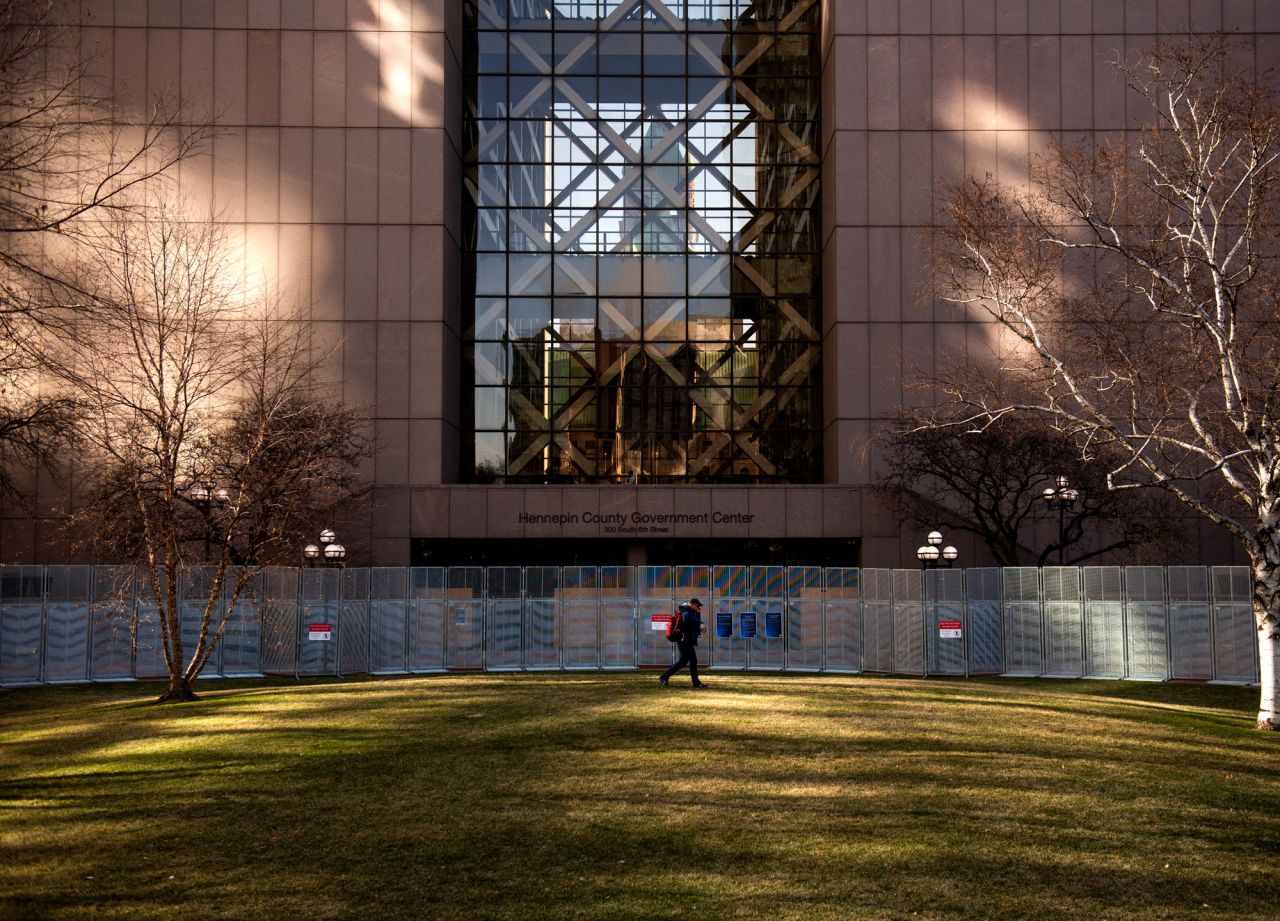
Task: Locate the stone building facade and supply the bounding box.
[3,0,1274,567]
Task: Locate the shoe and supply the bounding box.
[692,683,708,689]
[659,677,669,687]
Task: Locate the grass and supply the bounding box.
[0,673,1277,921]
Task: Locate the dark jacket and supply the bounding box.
[677,604,702,645]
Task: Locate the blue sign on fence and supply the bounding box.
[739,612,756,638]
[764,611,782,638]
[716,611,733,638]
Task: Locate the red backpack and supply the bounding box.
[665,608,683,642]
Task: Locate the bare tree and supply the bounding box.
[0,0,207,497]
[49,205,366,703]
[881,414,1174,566]
[930,36,1280,728]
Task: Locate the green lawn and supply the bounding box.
[1,674,1276,920]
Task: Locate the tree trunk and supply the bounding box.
[1251,556,1280,730]
[156,674,198,704]
[1260,628,1279,731]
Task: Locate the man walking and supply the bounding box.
[660,597,707,688]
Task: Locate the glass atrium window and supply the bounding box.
[463,0,821,483]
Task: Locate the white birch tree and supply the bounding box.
[931,37,1280,728]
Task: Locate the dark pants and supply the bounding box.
[661,640,701,685]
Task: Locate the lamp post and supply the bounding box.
[916,530,959,569]
[188,483,229,561]
[916,531,959,679]
[304,530,346,568]
[1042,475,1081,566]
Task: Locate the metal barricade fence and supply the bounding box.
[861,569,894,673]
[1168,566,1212,680]
[786,566,824,671]
[0,565,1262,686]
[637,566,674,668]
[1084,567,1126,678]
[823,567,861,672]
[1126,567,1170,680]
[925,569,966,676]
[1212,567,1258,682]
[409,568,445,672]
[965,568,1003,675]
[1042,567,1082,677]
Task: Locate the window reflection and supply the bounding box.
[463,0,821,482]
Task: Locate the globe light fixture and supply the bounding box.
[918,531,958,569]
[1042,475,1083,565]
[305,530,346,567]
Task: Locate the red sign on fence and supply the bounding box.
[938,620,962,639]
[308,623,333,641]
[651,614,673,632]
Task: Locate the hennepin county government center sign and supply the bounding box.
[518,510,756,534]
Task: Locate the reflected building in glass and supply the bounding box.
[465,0,821,485]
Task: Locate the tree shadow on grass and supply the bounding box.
[2,675,1278,920]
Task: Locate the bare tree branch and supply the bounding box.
[50,203,368,703]
[0,0,212,499]
[929,35,1280,728]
